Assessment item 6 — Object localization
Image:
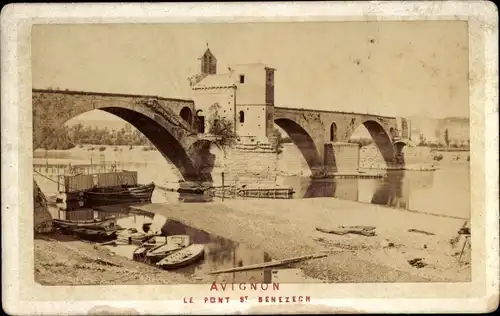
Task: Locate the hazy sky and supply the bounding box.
[32,21,469,122]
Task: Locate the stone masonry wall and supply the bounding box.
[324,142,360,174]
[403,146,435,170]
[210,143,278,187]
[359,143,386,169]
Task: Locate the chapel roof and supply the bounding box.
[191,73,236,90]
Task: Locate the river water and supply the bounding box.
[34,147,469,283]
[33,147,470,220]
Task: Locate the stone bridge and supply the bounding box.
[33,89,410,182]
[274,107,409,175]
[33,89,214,182]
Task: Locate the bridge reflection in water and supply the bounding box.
[279,169,437,212]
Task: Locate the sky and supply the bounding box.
[32,21,469,125]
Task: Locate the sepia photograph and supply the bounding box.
[2,1,498,314]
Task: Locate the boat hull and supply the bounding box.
[84,183,155,206]
[132,235,167,262]
[145,245,183,264]
[145,235,190,264]
[53,217,118,229]
[157,244,205,269]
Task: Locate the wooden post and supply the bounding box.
[221,172,225,202]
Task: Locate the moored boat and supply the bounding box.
[83,182,155,206]
[144,235,190,264]
[132,236,167,262]
[53,217,118,230]
[72,227,121,237]
[156,244,205,269]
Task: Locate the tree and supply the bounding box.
[207,103,237,153]
[270,128,283,154]
[444,128,450,147]
[418,134,427,146]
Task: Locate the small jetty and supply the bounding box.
[237,187,295,199]
[311,171,384,180]
[158,181,296,200]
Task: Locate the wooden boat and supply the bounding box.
[116,230,157,245]
[72,227,120,237]
[62,226,122,242]
[53,217,118,230]
[144,235,190,264]
[83,182,155,206]
[132,236,167,262]
[156,244,205,269]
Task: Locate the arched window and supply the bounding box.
[330,123,337,142]
[239,111,245,123]
[179,107,193,125]
[390,127,396,138]
[196,110,205,134]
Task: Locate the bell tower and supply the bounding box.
[200,44,217,75]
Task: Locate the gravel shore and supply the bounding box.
[35,197,470,285]
[134,197,471,283]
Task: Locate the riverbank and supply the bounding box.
[139,198,470,283]
[34,233,201,285]
[34,196,470,285]
[134,199,470,282]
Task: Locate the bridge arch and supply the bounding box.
[355,119,403,167]
[33,91,208,182]
[274,118,323,175]
[101,107,206,181]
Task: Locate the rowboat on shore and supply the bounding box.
[132,236,167,262]
[72,227,121,237]
[83,182,155,206]
[53,217,118,230]
[115,229,159,245]
[156,244,205,269]
[144,235,190,264]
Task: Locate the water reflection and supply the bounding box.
[370,170,407,208]
[37,155,469,220]
[160,220,272,283]
[51,202,275,283]
[279,167,469,218]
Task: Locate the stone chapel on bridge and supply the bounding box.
[188,47,276,144]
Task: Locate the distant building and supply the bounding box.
[408,116,469,146]
[188,47,276,143]
[436,117,470,146]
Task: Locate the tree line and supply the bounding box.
[38,123,153,150]
[418,129,470,148]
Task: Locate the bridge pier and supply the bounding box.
[387,141,406,169]
[323,142,360,175]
